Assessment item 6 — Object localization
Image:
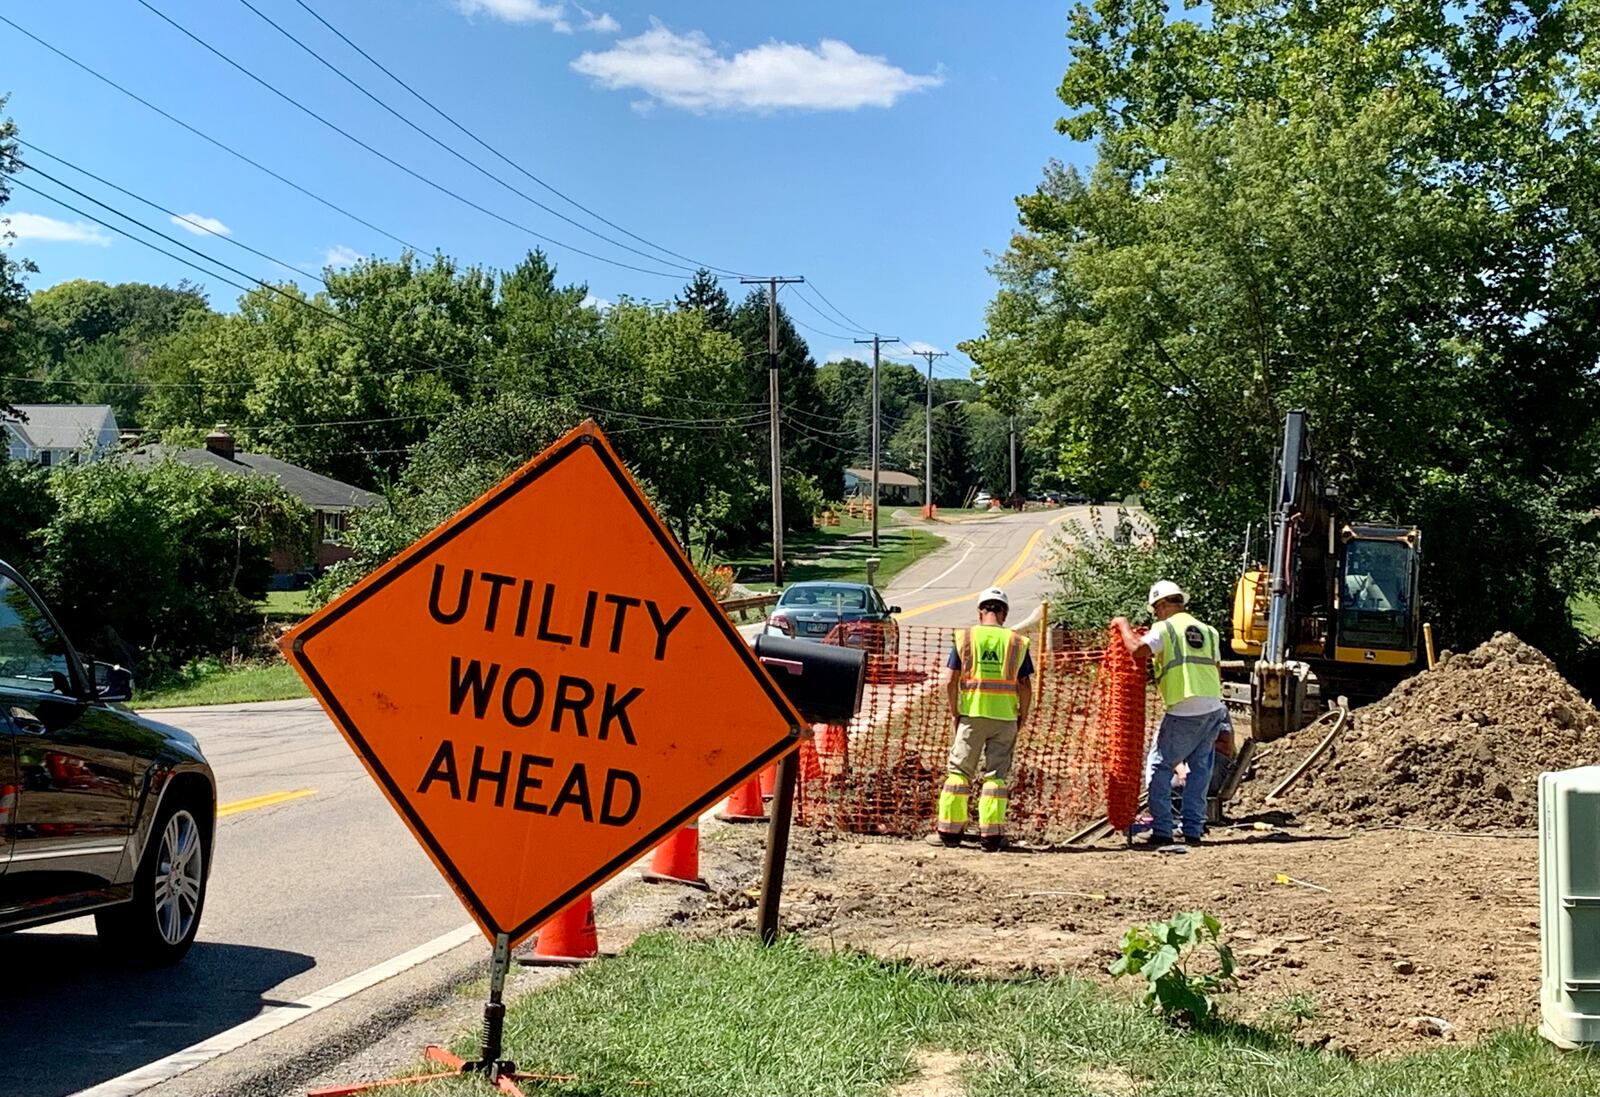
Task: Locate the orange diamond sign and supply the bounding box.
[282,421,801,945]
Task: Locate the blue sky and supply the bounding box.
[2,1,1090,378]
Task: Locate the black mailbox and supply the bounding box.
[752,634,867,725]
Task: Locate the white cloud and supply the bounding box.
[323,244,363,268]
[3,212,112,246]
[824,349,858,363]
[580,293,612,312]
[577,6,619,33]
[170,213,231,237]
[571,25,943,113]
[899,340,945,356]
[456,0,565,25]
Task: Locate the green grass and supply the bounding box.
[131,661,308,709]
[1574,594,1600,638]
[724,524,945,592]
[388,934,1600,1097]
[259,589,314,621]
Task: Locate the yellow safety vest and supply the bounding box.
[957,625,1028,720]
[1152,611,1222,707]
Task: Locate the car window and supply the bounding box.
[0,575,74,696]
[785,586,867,610]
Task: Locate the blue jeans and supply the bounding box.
[1145,708,1226,839]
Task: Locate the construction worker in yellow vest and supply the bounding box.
[931,587,1033,851]
[1113,580,1226,849]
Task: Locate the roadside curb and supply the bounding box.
[127,813,767,1097]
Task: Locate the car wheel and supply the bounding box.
[97,797,208,965]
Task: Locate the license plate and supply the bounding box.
[806,622,829,634]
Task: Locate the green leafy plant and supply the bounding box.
[1109,911,1234,1026]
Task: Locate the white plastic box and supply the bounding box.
[1539,765,1600,1048]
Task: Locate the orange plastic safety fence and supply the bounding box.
[1096,626,1149,833]
[794,621,1154,843]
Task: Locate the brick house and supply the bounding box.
[128,429,379,579]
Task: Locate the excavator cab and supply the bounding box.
[1335,525,1421,666]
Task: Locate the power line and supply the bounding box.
[228,0,708,278]
[285,0,749,279]
[0,12,428,256]
[785,288,858,341]
[18,141,324,284]
[799,282,872,334]
[10,167,478,386]
[131,0,685,279]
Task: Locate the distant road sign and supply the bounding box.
[284,421,801,944]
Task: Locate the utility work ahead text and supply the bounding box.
[414,564,693,826]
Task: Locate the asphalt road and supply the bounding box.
[3,505,1083,1097]
[881,505,1089,628]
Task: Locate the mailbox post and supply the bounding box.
[751,635,868,943]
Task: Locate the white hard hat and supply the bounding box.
[1147,579,1188,607]
[977,587,1010,611]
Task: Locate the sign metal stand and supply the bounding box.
[308,934,564,1096]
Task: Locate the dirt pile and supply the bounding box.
[1243,632,1600,829]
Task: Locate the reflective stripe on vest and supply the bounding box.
[1152,612,1223,707]
[957,625,1028,720]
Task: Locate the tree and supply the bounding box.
[29,279,209,360]
[969,0,1600,652]
[730,288,842,529]
[314,393,583,603]
[35,459,308,669]
[675,268,733,333]
[0,98,37,418]
[815,357,872,466]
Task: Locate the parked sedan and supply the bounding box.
[0,559,216,964]
[764,581,900,652]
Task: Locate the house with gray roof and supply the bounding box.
[127,429,380,576]
[3,404,121,466]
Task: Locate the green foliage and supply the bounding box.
[969,0,1600,658]
[1110,911,1235,1027]
[783,470,826,528]
[1047,509,1160,632]
[33,459,309,668]
[312,392,581,604]
[0,456,53,568]
[0,98,37,418]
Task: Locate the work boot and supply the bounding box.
[925,831,962,849]
[1133,833,1174,850]
[1182,834,1205,847]
[980,835,1005,853]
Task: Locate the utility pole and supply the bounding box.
[1008,414,1019,501]
[741,276,804,584]
[854,333,897,548]
[912,349,948,511]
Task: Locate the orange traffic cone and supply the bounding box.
[642,819,709,890]
[716,775,768,822]
[518,893,599,967]
[758,764,777,801]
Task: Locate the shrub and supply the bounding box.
[34,458,308,670]
[1109,910,1235,1026]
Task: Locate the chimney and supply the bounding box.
[204,427,236,461]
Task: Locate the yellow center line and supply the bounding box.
[897,525,1051,621]
[217,788,318,818]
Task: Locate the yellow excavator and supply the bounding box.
[1222,410,1425,773]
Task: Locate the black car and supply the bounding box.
[0,559,216,964]
[764,581,900,652]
